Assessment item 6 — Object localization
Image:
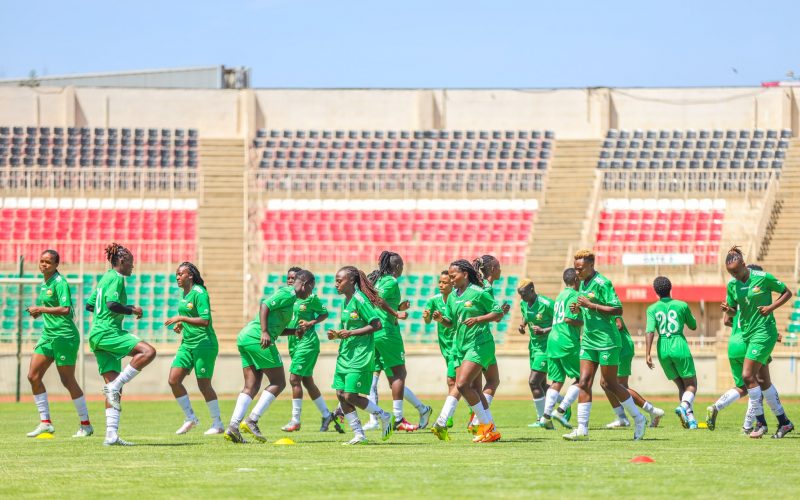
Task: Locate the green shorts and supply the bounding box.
[289,348,319,377]
[656,335,695,380]
[744,326,778,365]
[90,332,142,374]
[34,336,79,366]
[618,335,635,377]
[374,329,405,376]
[457,338,496,370]
[548,352,580,383]
[580,347,619,366]
[172,344,218,379]
[238,342,284,371]
[530,351,548,373]
[332,370,372,395]
[444,355,457,379]
[729,356,744,388]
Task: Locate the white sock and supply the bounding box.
[471,402,490,425]
[763,384,785,417]
[344,411,365,438]
[229,393,252,427]
[34,392,50,422]
[249,391,277,421]
[747,386,764,419]
[392,400,403,421]
[313,396,331,417]
[642,401,654,414]
[613,405,627,420]
[108,365,140,391]
[105,407,120,440]
[484,405,495,425]
[366,400,388,417]
[577,402,591,434]
[743,398,755,429]
[404,387,425,411]
[543,388,560,416]
[291,398,302,423]
[714,388,742,411]
[533,397,545,419]
[620,396,644,420]
[559,385,580,412]
[436,396,459,426]
[206,399,222,427]
[369,374,379,404]
[484,393,494,407]
[175,395,196,421]
[72,395,89,423]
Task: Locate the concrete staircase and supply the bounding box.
[197,139,247,346]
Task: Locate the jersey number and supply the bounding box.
[655,310,679,334]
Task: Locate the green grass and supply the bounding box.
[1,398,798,498]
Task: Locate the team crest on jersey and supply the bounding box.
[187,303,194,310]
[587,292,595,299]
[350,311,360,320]
[752,286,761,294]
[536,313,543,321]
[465,301,473,308]
[46,289,53,297]
[299,304,307,311]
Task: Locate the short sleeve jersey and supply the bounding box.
[336,290,380,373]
[88,269,128,340]
[38,272,79,340]
[728,310,746,360]
[578,272,622,350]
[178,284,217,349]
[726,271,786,336]
[374,275,401,334]
[238,286,297,345]
[442,284,502,350]
[425,293,453,355]
[645,298,697,338]
[547,287,582,357]
[288,293,327,351]
[520,295,554,352]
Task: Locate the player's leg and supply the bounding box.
[55,361,92,437]
[756,363,793,437]
[363,370,381,431]
[601,375,629,428]
[623,381,665,427]
[564,356,597,440]
[283,372,304,432]
[528,368,548,425]
[742,357,769,438]
[169,365,200,434]
[100,368,134,446]
[456,360,499,443]
[342,370,393,443]
[600,358,646,440]
[245,366,286,440]
[103,340,157,411]
[678,376,698,429]
[26,352,55,437]
[225,364,262,443]
[196,377,223,434]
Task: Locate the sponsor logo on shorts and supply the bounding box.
[752,349,759,355]
[297,364,303,369]
[60,355,66,361]
[200,367,206,374]
[539,361,546,368]
[357,381,362,387]
[601,352,609,361]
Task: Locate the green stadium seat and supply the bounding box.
[168,297,179,308]
[506,276,519,287]
[784,333,798,346]
[422,275,435,286]
[792,312,800,322]
[154,274,167,284]
[788,323,800,333]
[139,274,152,284]
[406,275,420,285]
[139,297,152,307]
[267,274,281,284]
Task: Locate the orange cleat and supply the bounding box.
[472,423,496,442]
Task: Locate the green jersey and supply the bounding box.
[425,292,454,358]
[645,298,697,338]
[374,275,400,337]
[578,272,622,350]
[547,287,582,358]
[287,293,327,353]
[336,290,380,373]
[238,286,297,346]
[177,284,217,349]
[728,310,746,360]
[520,295,554,354]
[87,269,129,340]
[441,284,502,351]
[483,279,495,297]
[725,270,786,338]
[37,272,78,340]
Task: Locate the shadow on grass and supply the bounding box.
[136,442,203,447]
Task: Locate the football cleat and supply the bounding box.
[281,421,301,432]
[606,418,631,429]
[528,420,547,428]
[772,422,794,439]
[418,405,433,429]
[103,436,134,446]
[649,407,665,428]
[224,425,247,444]
[564,406,572,422]
[240,417,267,443]
[749,422,768,439]
[363,417,381,431]
[26,422,55,437]
[705,406,718,431]
[562,430,589,441]
[394,417,419,432]
[675,406,689,429]
[380,413,395,441]
[431,423,451,441]
[688,419,698,430]
[539,417,555,430]
[103,384,122,411]
[633,416,647,440]
[446,417,454,428]
[342,435,368,445]
[552,410,573,429]
[477,428,501,443]
[72,424,93,438]
[175,419,199,435]
[204,426,224,435]
[472,423,495,443]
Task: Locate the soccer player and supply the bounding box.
[25,249,92,438]
[328,266,394,445]
[224,269,315,444]
[164,262,223,435]
[539,268,582,430]
[86,243,157,446]
[282,267,342,433]
[719,247,794,438]
[423,270,457,424]
[563,249,646,441]
[366,251,431,432]
[645,276,699,429]
[430,260,504,443]
[603,316,665,428]
[517,279,553,426]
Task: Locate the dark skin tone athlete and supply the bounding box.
[518,282,551,401]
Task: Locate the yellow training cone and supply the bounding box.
[273,438,296,445]
[35,433,55,440]
[697,422,708,429]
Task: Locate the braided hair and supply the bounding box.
[42,249,60,264]
[725,246,744,265]
[105,242,131,267]
[368,251,402,284]
[746,264,763,271]
[178,261,205,288]
[339,266,380,305]
[450,259,482,287]
[473,254,498,282]
[653,276,672,298]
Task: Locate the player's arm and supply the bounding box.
[422,298,434,324]
[644,307,656,369]
[464,294,503,327]
[721,286,738,316]
[684,305,697,331]
[564,299,583,327]
[27,305,70,316]
[759,278,792,316]
[723,315,733,328]
[338,318,382,339]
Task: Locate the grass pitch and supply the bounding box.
[1,398,798,498]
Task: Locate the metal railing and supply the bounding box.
[0,167,198,196]
[600,170,778,201]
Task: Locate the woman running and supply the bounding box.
[423,270,457,418]
[517,279,553,427]
[365,251,431,432]
[164,262,223,435]
[224,269,315,444]
[282,267,342,434]
[720,248,794,438]
[564,249,646,441]
[25,249,92,438]
[644,276,699,429]
[329,266,394,445]
[431,260,503,443]
[86,243,157,446]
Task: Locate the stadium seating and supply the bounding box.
[259,198,537,266]
[0,197,197,264]
[251,129,554,192]
[261,272,520,346]
[598,129,791,192]
[594,198,725,265]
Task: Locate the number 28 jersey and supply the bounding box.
[645,297,696,338]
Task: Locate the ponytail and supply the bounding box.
[178,261,205,288]
[340,266,381,305]
[105,242,131,267]
[450,259,483,287]
[726,245,744,265]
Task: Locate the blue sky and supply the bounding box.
[1,0,798,88]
